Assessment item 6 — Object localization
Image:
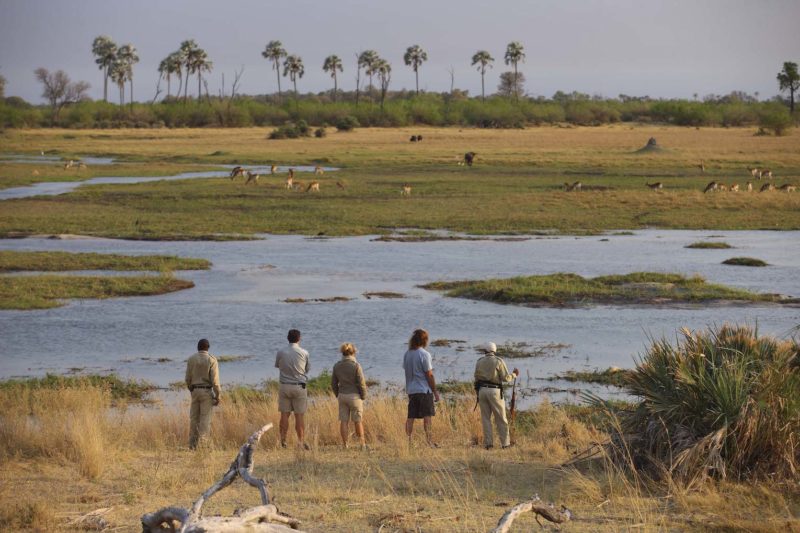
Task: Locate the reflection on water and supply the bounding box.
[0,230,798,404]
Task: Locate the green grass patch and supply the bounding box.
[549,367,633,387]
[421,272,786,306]
[0,373,156,402]
[0,274,195,310]
[216,355,252,363]
[685,241,733,249]
[0,251,210,272]
[436,380,474,395]
[363,291,405,299]
[496,341,570,358]
[722,257,769,267]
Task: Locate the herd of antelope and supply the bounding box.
[701,165,794,193]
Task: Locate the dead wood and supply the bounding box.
[490,494,572,532]
[141,423,302,533]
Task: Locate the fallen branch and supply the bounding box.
[141,423,302,532]
[490,494,572,532]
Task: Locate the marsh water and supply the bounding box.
[1,230,798,403]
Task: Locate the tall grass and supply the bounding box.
[597,324,799,485]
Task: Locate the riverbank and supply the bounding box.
[1,126,799,240]
[0,380,796,532]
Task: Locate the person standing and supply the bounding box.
[275,329,310,449]
[402,329,440,446]
[185,338,221,449]
[331,342,368,450]
[474,342,519,449]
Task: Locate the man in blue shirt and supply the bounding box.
[402,328,440,446]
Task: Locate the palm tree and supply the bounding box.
[403,45,428,95]
[358,50,379,97]
[471,50,494,102]
[282,54,305,98]
[262,40,287,99]
[117,44,139,106]
[322,55,343,101]
[375,59,391,111]
[179,40,199,101]
[109,60,127,106]
[504,41,525,100]
[189,48,213,99]
[158,51,182,99]
[91,35,117,102]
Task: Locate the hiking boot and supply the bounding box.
[501,443,514,449]
[280,441,287,449]
[484,445,494,450]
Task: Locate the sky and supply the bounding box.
[1,0,799,104]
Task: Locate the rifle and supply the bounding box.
[509,376,517,444]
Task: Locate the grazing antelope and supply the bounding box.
[409,135,418,142]
[336,181,346,189]
[645,182,663,191]
[417,134,423,141]
[748,167,759,179]
[703,181,719,193]
[564,181,582,192]
[746,181,753,192]
[229,166,245,180]
[31,169,40,176]
[463,152,476,167]
[306,181,320,193]
[401,184,412,196]
[288,168,295,180]
[698,160,705,173]
[729,183,739,192]
[77,162,87,170]
[285,176,293,189]
[270,165,277,175]
[244,171,260,185]
[63,159,74,170]
[760,169,773,180]
[314,165,324,176]
[760,183,775,192]
[778,184,796,192]
[292,180,304,191]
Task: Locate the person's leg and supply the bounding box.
[189,394,200,449]
[197,390,213,447]
[405,418,414,438]
[355,421,365,446]
[478,389,494,448]
[488,390,510,447]
[279,412,290,445]
[339,421,349,447]
[294,413,305,443]
[423,416,433,444]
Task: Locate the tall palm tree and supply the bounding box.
[262,40,287,99]
[358,50,379,96]
[179,40,199,101]
[471,50,494,102]
[158,51,182,99]
[282,54,305,98]
[403,45,428,95]
[504,41,525,100]
[91,35,117,102]
[109,60,127,106]
[322,55,343,101]
[189,48,213,99]
[117,44,139,106]
[375,58,391,111]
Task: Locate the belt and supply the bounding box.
[477,381,502,389]
[281,382,307,389]
[192,384,212,389]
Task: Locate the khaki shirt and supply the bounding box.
[275,343,310,384]
[474,354,514,386]
[185,350,221,398]
[332,356,367,399]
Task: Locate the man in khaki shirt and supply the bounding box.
[474,342,518,449]
[185,338,221,449]
[332,342,368,449]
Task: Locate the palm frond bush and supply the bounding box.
[594,324,798,484]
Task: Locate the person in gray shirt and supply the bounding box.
[275,328,310,449]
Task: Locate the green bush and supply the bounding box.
[314,127,326,138]
[268,120,311,139]
[335,115,359,131]
[758,103,793,136]
[594,324,799,483]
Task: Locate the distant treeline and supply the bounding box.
[1,90,795,132]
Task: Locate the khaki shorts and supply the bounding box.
[338,393,364,422]
[278,383,308,414]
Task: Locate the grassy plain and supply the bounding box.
[0,126,799,239]
[0,250,210,272]
[421,272,788,306]
[1,381,796,532]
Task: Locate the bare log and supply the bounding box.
[142,423,303,533]
[490,495,572,532]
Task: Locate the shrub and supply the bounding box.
[594,324,799,483]
[314,127,326,138]
[335,115,359,131]
[758,103,793,136]
[268,120,311,139]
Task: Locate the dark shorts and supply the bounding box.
[407,392,436,419]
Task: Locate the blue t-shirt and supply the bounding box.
[403,348,433,394]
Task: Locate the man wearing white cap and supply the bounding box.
[474,342,519,449]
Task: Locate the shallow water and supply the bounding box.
[0,230,797,403]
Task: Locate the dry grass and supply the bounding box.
[1,384,797,532]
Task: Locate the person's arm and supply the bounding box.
[210,358,221,404]
[356,363,367,399]
[425,370,439,402]
[331,365,340,397]
[274,351,281,369]
[185,359,192,391]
